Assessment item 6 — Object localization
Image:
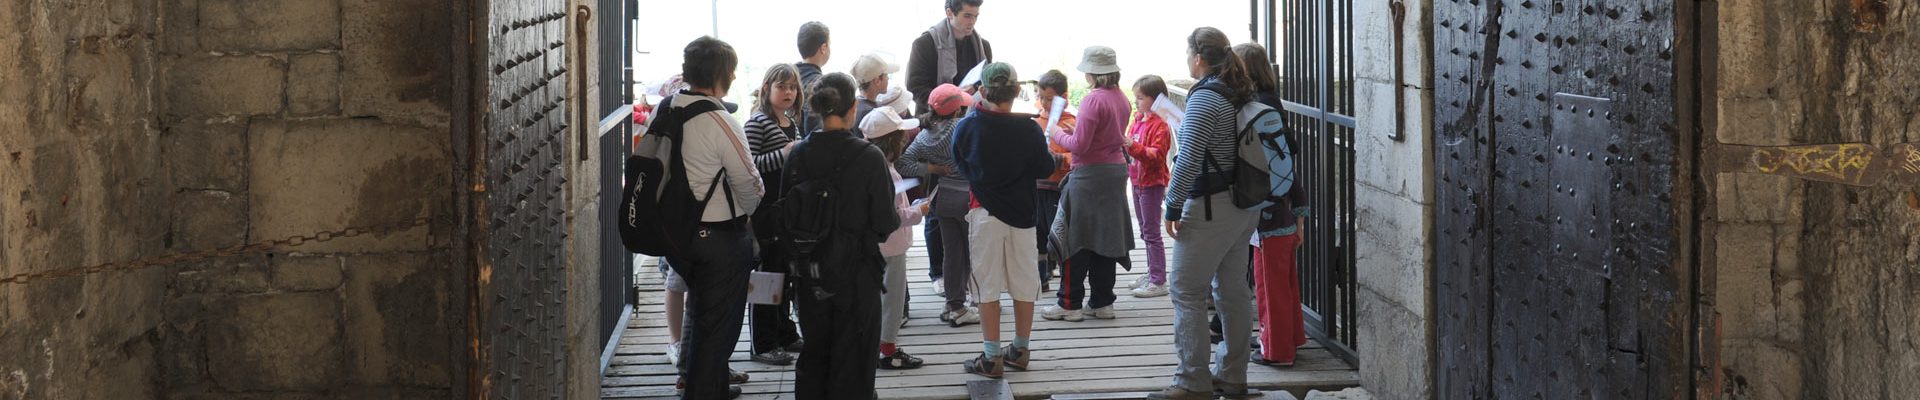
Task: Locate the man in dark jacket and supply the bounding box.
[907,0,992,115]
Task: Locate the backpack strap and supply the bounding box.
[667,95,737,221]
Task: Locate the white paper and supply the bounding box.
[1046,96,1067,131]
[748,271,784,305]
[958,61,988,89]
[894,178,921,194]
[1151,93,1185,126]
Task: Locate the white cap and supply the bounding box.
[876,87,915,115]
[850,53,900,85]
[859,107,920,139]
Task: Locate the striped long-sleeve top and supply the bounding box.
[743,112,799,175]
[1163,77,1243,222]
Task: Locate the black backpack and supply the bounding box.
[619,96,729,259]
[773,139,875,279]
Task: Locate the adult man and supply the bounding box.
[907,0,993,115]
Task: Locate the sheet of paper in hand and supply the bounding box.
[748,271,785,305]
[958,61,987,89]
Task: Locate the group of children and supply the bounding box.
[641,2,1310,398]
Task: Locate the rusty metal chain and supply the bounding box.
[0,216,432,286]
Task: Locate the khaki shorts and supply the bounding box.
[966,208,1042,304]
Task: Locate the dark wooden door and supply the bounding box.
[1432,0,1690,398]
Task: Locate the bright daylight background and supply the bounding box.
[633,0,1254,115]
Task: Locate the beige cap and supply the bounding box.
[1077,46,1120,75]
[850,53,900,84]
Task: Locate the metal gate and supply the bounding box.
[479,0,571,397]
[1253,0,1359,365]
[1432,0,1690,397]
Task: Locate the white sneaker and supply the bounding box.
[932,277,945,296]
[1088,306,1117,319]
[665,341,683,368]
[943,306,980,327]
[1040,305,1084,322]
[1129,275,1151,289]
[1131,282,1170,298]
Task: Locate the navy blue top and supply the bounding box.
[950,106,1056,229]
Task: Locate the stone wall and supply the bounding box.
[1,0,467,397]
[1705,0,1920,398]
[1350,0,1436,398]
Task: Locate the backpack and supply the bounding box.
[1194,83,1297,219]
[619,96,729,259]
[772,139,876,280]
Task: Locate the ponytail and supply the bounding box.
[1187,27,1252,105]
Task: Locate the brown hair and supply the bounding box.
[1232,43,1279,93]
[1186,27,1251,105]
[754,63,803,121]
[682,36,738,91]
[1132,74,1168,100]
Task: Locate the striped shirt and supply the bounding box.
[897,116,970,191]
[1163,78,1242,222]
[743,112,798,175]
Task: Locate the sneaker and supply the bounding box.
[729,368,749,384]
[1130,275,1151,289]
[1146,386,1213,400]
[878,349,925,370]
[932,277,945,296]
[1251,349,1295,367]
[1000,345,1031,371]
[783,338,806,353]
[751,350,795,366]
[664,341,682,368]
[673,378,744,399]
[943,307,981,327]
[962,353,1004,378]
[1040,305,1084,322]
[1131,282,1169,298]
[1087,306,1117,320]
[1212,378,1254,398]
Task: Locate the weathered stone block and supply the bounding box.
[341,0,451,125]
[1716,4,1779,96]
[272,255,342,291]
[288,53,340,116]
[198,0,340,51]
[1714,98,1792,146]
[205,292,342,391]
[1721,339,1803,400]
[248,118,447,253]
[165,120,247,192]
[166,55,285,117]
[172,190,247,251]
[1353,78,1433,201]
[1356,287,1429,400]
[1714,173,1800,223]
[1355,183,1430,311]
[162,0,200,53]
[171,255,269,294]
[343,253,451,387]
[1715,222,1778,340]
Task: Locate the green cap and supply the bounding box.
[981,62,1019,88]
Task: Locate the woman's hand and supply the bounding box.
[1165,220,1182,240]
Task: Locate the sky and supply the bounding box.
[632,0,1256,107]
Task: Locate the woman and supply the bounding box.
[1041,46,1135,322]
[743,63,805,366]
[1233,42,1312,367]
[1149,27,1263,400]
[785,72,898,399]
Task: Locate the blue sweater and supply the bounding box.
[950,107,1055,228]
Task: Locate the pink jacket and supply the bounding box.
[881,167,925,257]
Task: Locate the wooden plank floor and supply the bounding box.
[602,229,1358,399]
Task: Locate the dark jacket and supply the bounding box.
[907,30,992,115]
[950,107,1055,229]
[784,129,899,272]
[796,62,825,136]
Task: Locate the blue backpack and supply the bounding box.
[1230,101,1297,210]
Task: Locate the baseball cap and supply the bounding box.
[850,53,900,85]
[981,62,1018,88]
[859,107,920,139]
[928,83,968,116]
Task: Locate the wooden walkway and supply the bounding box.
[602,231,1358,399]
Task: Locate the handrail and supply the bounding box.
[598,106,632,136]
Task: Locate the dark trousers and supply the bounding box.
[1058,250,1119,310]
[793,273,882,400]
[925,216,943,280]
[750,243,801,354]
[668,222,755,399]
[1035,189,1063,281]
[937,214,972,312]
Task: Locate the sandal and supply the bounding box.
[879,349,925,370]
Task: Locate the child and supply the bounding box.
[861,107,931,370]
[1125,75,1174,298]
[743,63,805,366]
[897,83,982,327]
[950,63,1057,378]
[1031,70,1076,293]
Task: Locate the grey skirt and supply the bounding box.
[1048,163,1136,267]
